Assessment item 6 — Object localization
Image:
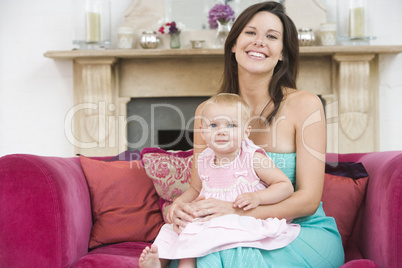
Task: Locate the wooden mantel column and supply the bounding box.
[333,54,378,153]
[70,57,129,156]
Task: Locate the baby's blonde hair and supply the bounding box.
[201,93,251,122]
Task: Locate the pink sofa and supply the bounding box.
[0,151,401,268]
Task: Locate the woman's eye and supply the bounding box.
[267,34,278,40]
[245,31,255,35]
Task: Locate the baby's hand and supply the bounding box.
[233,192,261,210]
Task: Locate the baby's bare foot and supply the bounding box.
[139,244,161,268]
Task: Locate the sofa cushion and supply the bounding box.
[72,241,150,268]
[80,156,164,249]
[325,161,368,179]
[141,148,193,220]
[322,173,369,246]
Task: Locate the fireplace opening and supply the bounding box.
[158,129,194,151]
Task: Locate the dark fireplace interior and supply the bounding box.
[158,129,194,151]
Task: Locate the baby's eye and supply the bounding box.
[228,124,236,128]
[210,123,217,128]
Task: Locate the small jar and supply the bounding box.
[298,28,315,46]
[320,23,337,46]
[140,31,160,49]
[117,26,134,49]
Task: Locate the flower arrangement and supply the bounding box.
[158,20,184,35]
[208,3,235,29]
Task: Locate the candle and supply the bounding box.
[349,1,365,38]
[320,23,337,46]
[86,11,101,42]
[118,26,135,49]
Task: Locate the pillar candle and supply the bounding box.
[86,11,101,42]
[349,6,365,38]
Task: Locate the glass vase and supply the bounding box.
[169,32,181,49]
[72,0,111,49]
[215,20,231,49]
[337,0,375,45]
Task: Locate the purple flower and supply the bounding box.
[169,21,179,34]
[208,4,235,29]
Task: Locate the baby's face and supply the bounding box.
[200,102,249,154]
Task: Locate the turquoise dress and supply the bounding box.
[171,153,345,267]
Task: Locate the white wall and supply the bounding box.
[0,0,401,157]
[370,0,402,151]
[0,0,132,157]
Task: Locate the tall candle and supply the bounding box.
[349,6,365,37]
[86,11,101,42]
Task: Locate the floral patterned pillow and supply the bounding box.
[141,148,193,221]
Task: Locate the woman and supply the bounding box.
[167,1,344,267]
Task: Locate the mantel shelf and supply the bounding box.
[44,45,402,60]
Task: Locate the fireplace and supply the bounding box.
[43,45,402,156]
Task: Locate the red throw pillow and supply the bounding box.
[80,156,164,249]
[321,173,369,245]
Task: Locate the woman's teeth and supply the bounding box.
[248,51,266,58]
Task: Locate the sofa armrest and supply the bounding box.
[359,151,402,268]
[340,151,402,268]
[0,154,92,268]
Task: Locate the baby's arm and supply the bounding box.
[233,192,262,210]
[233,152,294,210]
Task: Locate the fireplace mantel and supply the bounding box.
[45,46,402,59]
[45,46,402,156]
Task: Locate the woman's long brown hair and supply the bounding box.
[219,1,299,124]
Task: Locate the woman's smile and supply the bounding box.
[246,50,268,59]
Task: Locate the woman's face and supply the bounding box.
[232,11,284,76]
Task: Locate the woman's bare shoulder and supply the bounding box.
[286,89,322,104]
[285,89,324,114]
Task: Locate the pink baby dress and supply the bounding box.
[153,139,301,259]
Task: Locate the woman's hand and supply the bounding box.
[190,195,238,222]
[166,200,198,234]
[167,195,237,234]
